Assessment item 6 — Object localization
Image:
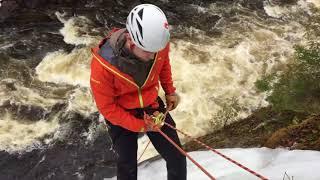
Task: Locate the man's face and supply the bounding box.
[125,34,156,62]
[132,46,156,62]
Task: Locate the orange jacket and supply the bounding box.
[90,29,176,132]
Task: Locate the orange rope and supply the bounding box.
[137,108,171,162]
[155,126,216,180]
[138,106,268,180]
[164,122,269,180]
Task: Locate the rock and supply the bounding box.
[0,0,19,22]
[269,0,298,6]
[2,9,54,26]
[23,0,47,8]
[0,111,117,180]
[265,115,320,150]
[240,0,265,10]
[312,130,319,133]
[264,128,291,148]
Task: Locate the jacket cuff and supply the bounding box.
[164,85,176,95]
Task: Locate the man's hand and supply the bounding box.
[165,93,180,111]
[143,111,165,132]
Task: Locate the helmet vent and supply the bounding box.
[136,19,143,39]
[130,13,133,24]
[136,32,144,47]
[138,9,144,20]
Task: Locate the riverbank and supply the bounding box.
[184,107,320,151]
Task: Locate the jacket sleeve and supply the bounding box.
[90,58,146,132]
[159,44,176,95]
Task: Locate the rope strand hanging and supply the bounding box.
[138,107,269,180]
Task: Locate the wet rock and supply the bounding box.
[174,4,221,33]
[240,0,265,10]
[4,80,17,91]
[269,0,298,6]
[21,0,47,8]
[0,112,117,180]
[0,100,67,122]
[2,9,55,26]
[0,0,19,22]
[7,41,34,59]
[0,101,48,121]
[3,29,73,63]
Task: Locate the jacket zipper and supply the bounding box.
[138,88,144,108]
[137,53,158,108]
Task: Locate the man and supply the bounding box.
[90,4,187,180]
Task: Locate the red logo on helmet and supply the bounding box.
[164,22,169,29]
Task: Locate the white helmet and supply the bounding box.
[126,4,170,53]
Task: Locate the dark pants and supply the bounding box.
[106,98,187,180]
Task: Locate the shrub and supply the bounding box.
[255,74,274,92]
[255,42,320,114]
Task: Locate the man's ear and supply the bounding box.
[125,33,131,41]
[125,33,136,50]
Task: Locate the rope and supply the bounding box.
[137,107,171,162]
[139,108,216,179]
[137,105,268,180]
[154,126,216,180]
[164,122,269,180]
[137,140,151,163]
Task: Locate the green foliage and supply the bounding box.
[255,75,274,92]
[255,43,320,114]
[304,9,320,41]
[212,97,242,128]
